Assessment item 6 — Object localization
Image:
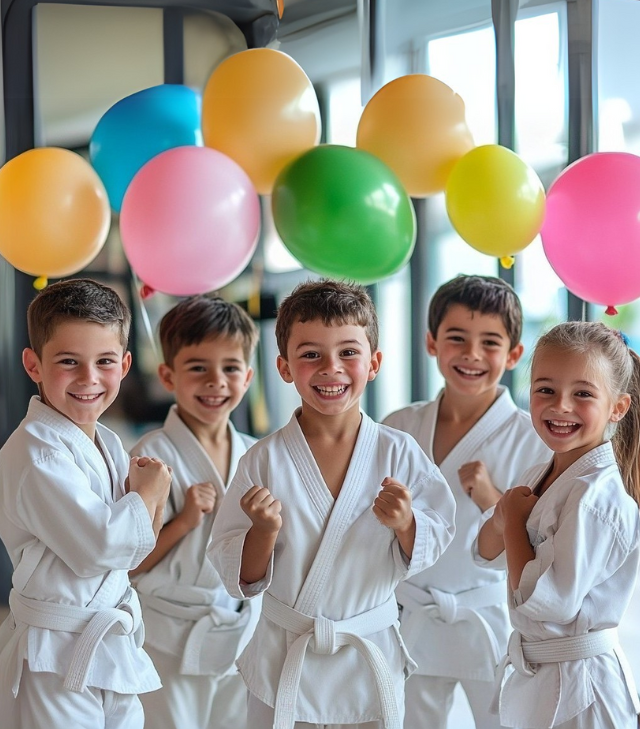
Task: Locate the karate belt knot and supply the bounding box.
[9,586,143,693]
[397,580,506,667]
[491,628,619,714]
[262,592,401,729]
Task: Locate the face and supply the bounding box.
[277,319,382,420]
[427,304,523,400]
[23,321,131,439]
[159,336,253,435]
[530,346,630,466]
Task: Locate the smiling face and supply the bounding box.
[276,318,381,422]
[22,320,131,440]
[530,346,630,467]
[427,304,523,404]
[158,335,253,437]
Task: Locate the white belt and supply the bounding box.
[397,580,506,667]
[492,628,621,714]
[9,586,143,693]
[262,592,400,729]
[141,593,244,674]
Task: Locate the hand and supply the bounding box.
[240,486,282,535]
[500,486,538,529]
[373,477,413,533]
[458,460,501,511]
[180,482,217,530]
[128,457,172,505]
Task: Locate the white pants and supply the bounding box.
[9,662,144,729]
[141,644,248,729]
[404,674,504,729]
[247,693,385,728]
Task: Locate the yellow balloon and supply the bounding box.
[202,49,321,195]
[445,145,546,258]
[0,148,110,278]
[356,74,474,197]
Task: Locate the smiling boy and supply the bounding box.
[384,274,550,729]
[130,294,260,729]
[209,279,456,729]
[0,278,171,729]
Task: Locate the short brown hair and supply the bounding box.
[27,278,131,357]
[275,279,379,358]
[159,294,259,367]
[428,275,523,349]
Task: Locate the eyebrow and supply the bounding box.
[182,357,244,364]
[295,339,362,351]
[444,327,504,338]
[533,377,599,388]
[54,350,119,357]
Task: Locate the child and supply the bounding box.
[476,321,640,728]
[209,279,456,729]
[130,295,259,729]
[0,278,172,729]
[383,275,550,729]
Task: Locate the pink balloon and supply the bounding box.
[120,146,260,296]
[541,152,640,309]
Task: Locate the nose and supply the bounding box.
[77,363,99,386]
[319,353,343,375]
[461,340,481,360]
[206,370,226,389]
[550,391,572,413]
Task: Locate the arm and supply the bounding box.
[127,456,172,537]
[373,477,416,558]
[477,496,507,561]
[499,487,538,591]
[130,482,217,577]
[458,460,502,512]
[239,486,282,584]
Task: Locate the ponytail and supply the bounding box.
[613,348,640,506]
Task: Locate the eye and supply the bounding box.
[535,386,554,395]
[483,339,501,348]
[58,358,77,366]
[446,335,464,343]
[97,358,116,366]
[575,390,593,398]
[224,365,241,373]
[341,348,358,357]
[300,351,319,359]
[189,365,206,373]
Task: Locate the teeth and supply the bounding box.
[316,385,346,395]
[547,419,579,433]
[72,393,101,400]
[456,366,485,376]
[198,396,226,406]
[549,419,576,426]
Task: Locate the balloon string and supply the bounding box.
[132,272,160,363]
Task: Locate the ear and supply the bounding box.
[426,331,438,357]
[505,342,524,371]
[22,348,43,383]
[610,393,631,423]
[158,363,176,393]
[276,355,293,384]
[368,350,383,381]
[120,351,132,380]
[243,366,254,390]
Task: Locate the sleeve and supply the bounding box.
[208,458,273,599]
[512,499,627,622]
[400,454,456,578]
[15,451,155,577]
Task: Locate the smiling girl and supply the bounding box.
[476,321,640,729]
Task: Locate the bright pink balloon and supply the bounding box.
[541,152,640,309]
[120,146,260,296]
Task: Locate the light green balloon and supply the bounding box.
[271,145,416,284]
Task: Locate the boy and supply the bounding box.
[383,275,551,729]
[130,295,259,729]
[0,278,171,729]
[209,279,456,729]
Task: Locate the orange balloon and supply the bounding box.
[202,49,321,194]
[0,148,110,278]
[357,74,475,197]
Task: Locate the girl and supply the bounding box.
[476,321,640,729]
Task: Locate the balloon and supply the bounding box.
[271,145,416,284]
[120,146,260,296]
[356,74,474,197]
[202,48,321,194]
[541,152,640,311]
[0,147,110,278]
[445,145,545,263]
[90,84,202,212]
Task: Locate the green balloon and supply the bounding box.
[271,145,416,283]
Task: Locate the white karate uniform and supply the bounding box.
[473,442,640,729]
[209,410,456,729]
[384,387,551,729]
[0,397,160,729]
[131,405,259,729]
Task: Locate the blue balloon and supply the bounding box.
[90,85,202,212]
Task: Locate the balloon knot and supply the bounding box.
[33,276,48,291]
[140,284,155,300]
[500,256,515,269]
[605,305,619,316]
